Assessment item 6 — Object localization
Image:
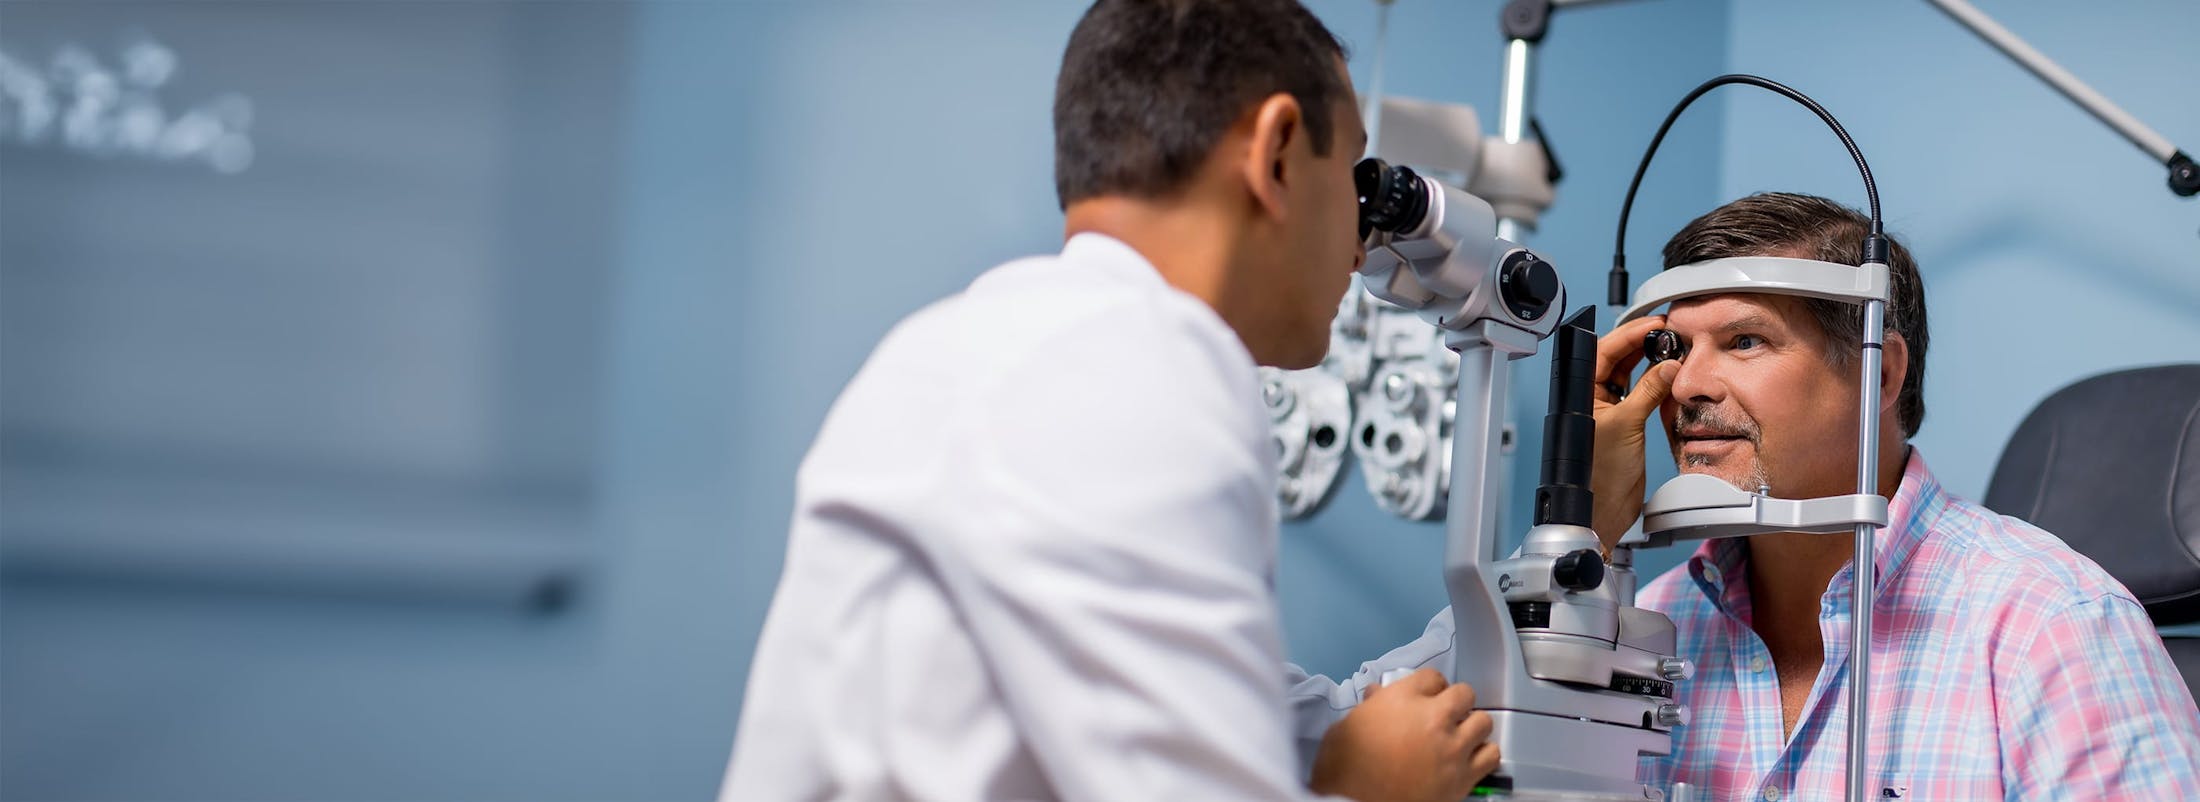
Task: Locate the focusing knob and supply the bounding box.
[1500,251,1560,321]
[1552,548,1605,592]
[1656,703,1691,728]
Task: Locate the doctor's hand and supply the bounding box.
[1591,315,1680,550]
[1307,668,1498,802]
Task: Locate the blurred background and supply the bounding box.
[1,0,2193,799]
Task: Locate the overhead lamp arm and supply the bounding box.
[1925,0,2199,198]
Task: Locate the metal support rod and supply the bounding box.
[1447,334,1511,569]
[1924,0,2178,163]
[1488,38,1539,536]
[1499,39,1534,144]
[1362,0,1394,157]
[1495,38,1535,245]
[1846,297,1886,802]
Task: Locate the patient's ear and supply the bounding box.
[1879,332,1909,418]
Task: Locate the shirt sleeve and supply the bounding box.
[1281,608,1458,776]
[1995,593,2200,799]
[934,311,1341,802]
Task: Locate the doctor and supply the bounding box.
[719,1,1498,801]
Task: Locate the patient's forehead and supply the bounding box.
[1665,293,1814,334]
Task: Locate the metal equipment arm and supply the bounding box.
[1925,0,2199,197]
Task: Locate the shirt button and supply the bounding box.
[1763,787,1783,801]
[1702,564,1722,584]
[1749,655,1768,673]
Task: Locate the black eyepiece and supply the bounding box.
[1534,307,1597,528]
[1355,157,1430,240]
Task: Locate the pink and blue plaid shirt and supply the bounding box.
[1636,449,2200,800]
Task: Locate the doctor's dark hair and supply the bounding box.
[1053,0,1349,209]
[1662,192,1931,438]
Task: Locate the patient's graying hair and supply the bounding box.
[1661,192,1930,438]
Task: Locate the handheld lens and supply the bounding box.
[1644,329,1682,365]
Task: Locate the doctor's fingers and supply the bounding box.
[1454,709,1493,747]
[1384,668,1448,697]
[1464,741,1502,785]
[1437,682,1478,722]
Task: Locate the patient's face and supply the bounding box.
[1657,293,1861,499]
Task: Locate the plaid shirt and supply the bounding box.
[1636,450,2200,801]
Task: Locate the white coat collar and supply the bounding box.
[1061,232,1167,290]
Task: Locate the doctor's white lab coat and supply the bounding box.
[721,233,1401,801]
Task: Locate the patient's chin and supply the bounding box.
[1678,461,1765,493]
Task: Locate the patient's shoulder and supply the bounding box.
[1914,492,2140,619]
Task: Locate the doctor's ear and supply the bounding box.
[1240,93,1302,221]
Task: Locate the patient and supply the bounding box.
[1290,193,2200,798]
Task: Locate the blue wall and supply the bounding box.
[4,1,2194,801]
[2,3,636,800]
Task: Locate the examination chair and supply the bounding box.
[1984,363,2200,699]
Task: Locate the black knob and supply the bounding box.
[2170,151,2200,198]
[1500,251,1559,321]
[1552,549,1605,592]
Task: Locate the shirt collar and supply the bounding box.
[1834,447,1947,599]
[1681,448,1946,615]
[1686,535,1754,621]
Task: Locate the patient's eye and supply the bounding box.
[1732,334,1764,351]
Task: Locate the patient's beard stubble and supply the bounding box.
[1675,403,1770,493]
